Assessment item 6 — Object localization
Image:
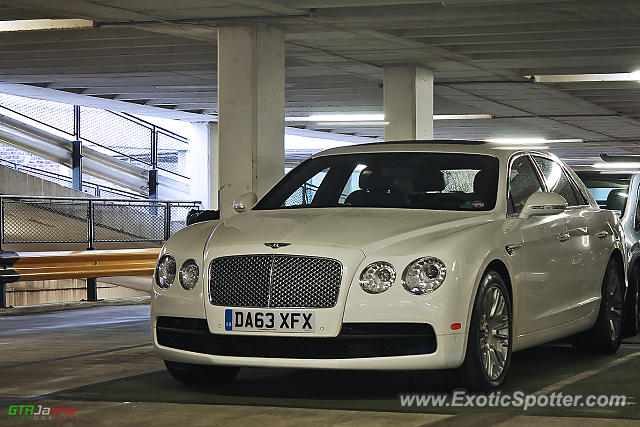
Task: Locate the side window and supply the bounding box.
[283,168,329,207]
[508,156,544,215]
[533,156,579,206]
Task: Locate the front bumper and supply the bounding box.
[153,316,466,370]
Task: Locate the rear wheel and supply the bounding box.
[573,258,624,353]
[459,270,512,391]
[623,265,640,337]
[164,361,240,385]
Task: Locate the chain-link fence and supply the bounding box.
[157,130,189,176]
[0,95,191,179]
[0,93,75,135]
[0,196,200,248]
[79,107,153,169]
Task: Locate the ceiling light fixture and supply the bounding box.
[530,72,640,83]
[434,114,493,120]
[285,114,493,123]
[591,162,640,169]
[0,19,94,32]
[314,121,389,126]
[286,114,384,122]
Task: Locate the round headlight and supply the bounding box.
[359,261,396,294]
[402,257,447,295]
[179,259,200,290]
[155,254,176,289]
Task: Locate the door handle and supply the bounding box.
[596,231,610,238]
[557,232,571,242]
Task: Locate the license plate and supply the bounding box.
[225,309,314,332]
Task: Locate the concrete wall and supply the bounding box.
[6,279,148,307]
[0,163,89,197]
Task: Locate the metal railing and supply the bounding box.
[0,195,200,250]
[0,248,160,308]
[0,157,145,199]
[0,94,190,178]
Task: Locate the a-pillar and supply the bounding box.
[383,65,434,141]
[217,24,285,218]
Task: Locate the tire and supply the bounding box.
[573,258,624,353]
[459,270,513,391]
[164,360,240,385]
[623,264,640,337]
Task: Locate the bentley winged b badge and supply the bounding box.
[264,242,291,249]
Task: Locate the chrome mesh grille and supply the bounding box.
[209,255,342,308]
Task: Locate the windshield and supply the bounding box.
[254,152,499,211]
[576,172,630,216]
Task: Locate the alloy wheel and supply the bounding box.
[605,270,624,342]
[479,286,510,381]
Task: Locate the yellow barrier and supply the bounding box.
[11,248,161,281]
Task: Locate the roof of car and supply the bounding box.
[311,140,549,160]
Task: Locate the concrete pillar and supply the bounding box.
[217,24,285,218]
[190,122,219,210]
[383,65,434,141]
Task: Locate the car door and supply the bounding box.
[532,155,592,324]
[506,154,569,335]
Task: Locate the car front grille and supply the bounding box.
[209,255,342,308]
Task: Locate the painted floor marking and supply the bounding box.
[534,351,640,395]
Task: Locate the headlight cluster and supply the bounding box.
[402,257,447,295]
[359,257,446,295]
[178,259,200,290]
[359,261,396,294]
[155,254,200,291]
[155,254,176,289]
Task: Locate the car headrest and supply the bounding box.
[606,188,628,214]
[473,170,493,195]
[509,173,530,202]
[413,169,446,192]
[359,167,395,193]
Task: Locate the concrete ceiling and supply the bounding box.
[1,0,640,167]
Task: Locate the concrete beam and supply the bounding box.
[383,65,433,140]
[217,24,285,218]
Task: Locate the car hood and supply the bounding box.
[206,208,494,254]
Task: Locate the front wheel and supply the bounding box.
[459,270,513,391]
[573,258,624,353]
[164,360,240,385]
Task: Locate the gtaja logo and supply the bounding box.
[8,404,77,422]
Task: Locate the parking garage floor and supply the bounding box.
[2,305,640,426]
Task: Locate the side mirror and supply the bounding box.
[520,192,568,219]
[232,192,257,213]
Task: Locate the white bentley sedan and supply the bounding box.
[152,141,626,391]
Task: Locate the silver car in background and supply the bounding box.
[576,171,640,336]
